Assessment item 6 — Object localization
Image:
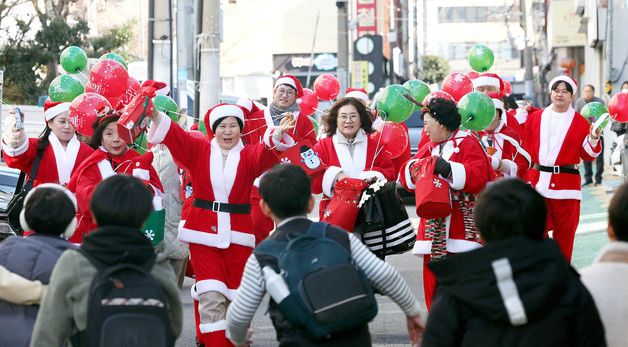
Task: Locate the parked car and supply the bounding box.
[0,165,22,241]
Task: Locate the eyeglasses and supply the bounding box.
[338,113,359,122]
[276,88,296,97]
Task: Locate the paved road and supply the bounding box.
[176,175,619,346]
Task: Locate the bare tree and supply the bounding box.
[30,0,78,24]
[0,0,29,29]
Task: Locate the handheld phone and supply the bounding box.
[13,107,24,130]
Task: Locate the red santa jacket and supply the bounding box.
[3,134,93,186]
[523,106,601,200]
[147,112,291,249]
[479,118,531,179]
[67,148,163,243]
[399,130,495,254]
[312,129,395,217]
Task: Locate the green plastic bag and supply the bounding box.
[143,208,165,247]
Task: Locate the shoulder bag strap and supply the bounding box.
[22,152,43,192]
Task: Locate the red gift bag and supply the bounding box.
[321,177,369,232]
[276,139,326,176]
[117,88,155,144]
[412,156,452,219]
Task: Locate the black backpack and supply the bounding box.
[254,222,378,338]
[71,250,174,347]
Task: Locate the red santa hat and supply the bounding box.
[236,97,253,112]
[345,88,370,103]
[203,103,246,133]
[548,75,577,95]
[44,99,71,121]
[472,72,504,91]
[273,75,304,100]
[142,80,170,96]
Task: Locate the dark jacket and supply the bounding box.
[422,237,606,347]
[255,218,372,347]
[0,234,76,347]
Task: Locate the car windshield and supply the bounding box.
[0,171,20,211]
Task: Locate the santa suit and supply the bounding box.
[67,147,163,243]
[523,106,601,260]
[312,129,396,219]
[479,117,532,179]
[2,134,93,187]
[249,106,318,244]
[399,130,495,309]
[241,104,267,146]
[148,112,290,346]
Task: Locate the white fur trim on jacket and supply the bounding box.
[177,225,256,249]
[191,279,238,301]
[499,159,517,177]
[147,112,172,144]
[490,155,500,170]
[515,108,528,124]
[322,166,343,197]
[1,135,29,157]
[48,133,80,185]
[402,159,419,190]
[411,239,482,255]
[447,161,466,191]
[583,136,601,158]
[359,170,386,181]
[263,128,295,152]
[200,320,228,333]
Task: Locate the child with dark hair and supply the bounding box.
[422,179,606,347]
[398,97,495,309]
[581,182,628,347]
[0,184,77,347]
[67,114,164,243]
[30,175,182,347]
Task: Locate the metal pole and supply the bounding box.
[606,0,614,90]
[336,0,349,94]
[306,11,320,89]
[193,0,203,120]
[177,0,195,108]
[168,0,174,98]
[147,0,154,80]
[521,0,535,104]
[198,0,221,116]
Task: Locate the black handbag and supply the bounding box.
[6,153,42,235]
[354,180,416,258]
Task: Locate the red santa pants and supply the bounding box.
[189,243,252,347]
[250,186,275,245]
[422,255,437,311]
[545,198,580,261]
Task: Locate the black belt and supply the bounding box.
[193,199,251,214]
[533,164,579,175]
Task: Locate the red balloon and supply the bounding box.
[502,80,513,95]
[89,59,129,98]
[69,93,112,137]
[313,74,340,101]
[466,71,480,80]
[442,72,473,102]
[84,82,94,93]
[370,121,409,159]
[608,92,628,122]
[111,77,142,110]
[422,90,456,105]
[299,88,319,116]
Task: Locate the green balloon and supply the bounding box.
[133,132,148,155]
[153,95,180,121]
[376,84,416,123]
[403,80,431,107]
[309,116,319,135]
[581,102,609,127]
[60,46,88,73]
[467,44,494,73]
[457,92,495,131]
[100,52,128,70]
[199,120,208,135]
[48,74,85,102]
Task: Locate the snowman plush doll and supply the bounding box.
[300,145,321,170]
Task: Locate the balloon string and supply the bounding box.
[76,70,90,81]
[369,112,386,171]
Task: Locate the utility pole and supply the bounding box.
[336,0,349,94]
[198,0,221,118]
[521,0,536,104]
[177,0,195,110]
[148,1,173,90]
[605,0,614,93]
